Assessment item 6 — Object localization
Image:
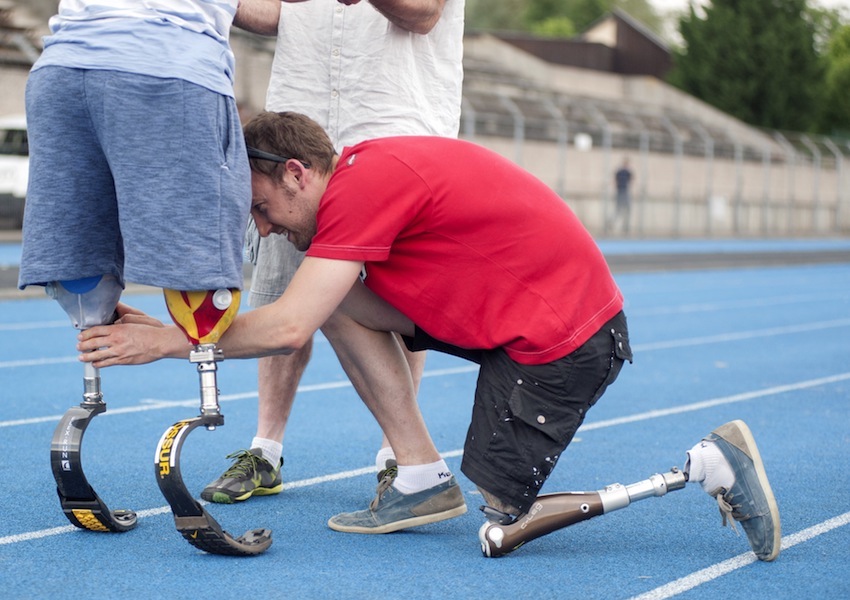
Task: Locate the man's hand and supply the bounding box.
[77,308,191,368]
[367,0,446,34]
[113,303,165,328]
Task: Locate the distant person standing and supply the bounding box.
[611,157,633,234]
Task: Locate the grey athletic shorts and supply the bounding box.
[247,224,304,308]
[20,67,250,291]
[405,311,633,514]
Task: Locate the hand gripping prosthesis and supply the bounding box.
[479,468,687,557]
[155,288,272,556]
[47,275,138,532]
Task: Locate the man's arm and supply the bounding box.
[367,0,447,34]
[234,0,283,36]
[77,257,364,367]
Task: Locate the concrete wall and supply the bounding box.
[466,133,848,238]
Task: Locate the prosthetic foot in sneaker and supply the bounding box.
[201,448,283,504]
[328,475,467,534]
[692,420,781,562]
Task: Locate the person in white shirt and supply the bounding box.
[201,0,465,510]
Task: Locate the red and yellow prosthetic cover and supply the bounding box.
[163,289,241,345]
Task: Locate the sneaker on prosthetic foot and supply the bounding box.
[200,448,283,504]
[328,470,467,534]
[696,420,781,561]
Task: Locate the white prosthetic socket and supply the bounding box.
[47,274,123,329]
[46,274,122,405]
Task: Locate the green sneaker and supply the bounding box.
[200,448,283,504]
[328,474,467,534]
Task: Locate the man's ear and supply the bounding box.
[286,159,307,188]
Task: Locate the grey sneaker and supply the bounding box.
[328,474,467,534]
[200,448,283,504]
[704,420,781,561]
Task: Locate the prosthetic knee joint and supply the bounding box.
[47,274,137,532]
[154,288,272,556]
[479,468,687,557]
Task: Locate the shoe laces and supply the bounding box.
[369,470,397,511]
[376,460,398,483]
[222,449,261,478]
[715,489,741,535]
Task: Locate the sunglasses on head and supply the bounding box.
[247,146,311,169]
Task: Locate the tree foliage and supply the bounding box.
[464,0,848,135]
[668,0,824,132]
[465,0,664,39]
[817,24,850,136]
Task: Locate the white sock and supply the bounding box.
[685,440,734,495]
[393,460,453,494]
[375,446,396,471]
[251,437,283,466]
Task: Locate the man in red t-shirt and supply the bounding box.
[78,112,780,561]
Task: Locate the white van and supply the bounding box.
[0,114,28,229]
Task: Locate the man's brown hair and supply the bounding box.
[244,111,336,178]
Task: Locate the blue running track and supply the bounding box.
[1,238,849,599]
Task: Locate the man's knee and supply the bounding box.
[318,309,350,343]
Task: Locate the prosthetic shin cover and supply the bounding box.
[479,468,687,557]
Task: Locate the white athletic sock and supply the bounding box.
[375,446,396,471]
[251,437,283,466]
[685,439,734,495]
[392,460,453,494]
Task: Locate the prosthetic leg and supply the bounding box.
[48,275,138,532]
[479,467,687,557]
[154,288,272,556]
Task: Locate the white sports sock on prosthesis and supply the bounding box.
[252,437,282,466]
[392,460,453,494]
[685,439,734,495]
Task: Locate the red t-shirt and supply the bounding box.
[307,137,623,365]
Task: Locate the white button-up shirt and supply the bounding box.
[266,0,464,147]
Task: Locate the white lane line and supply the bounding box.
[628,511,850,600]
[581,373,850,431]
[0,320,71,331]
[0,356,78,368]
[627,292,850,317]
[0,366,477,428]
[631,318,850,352]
